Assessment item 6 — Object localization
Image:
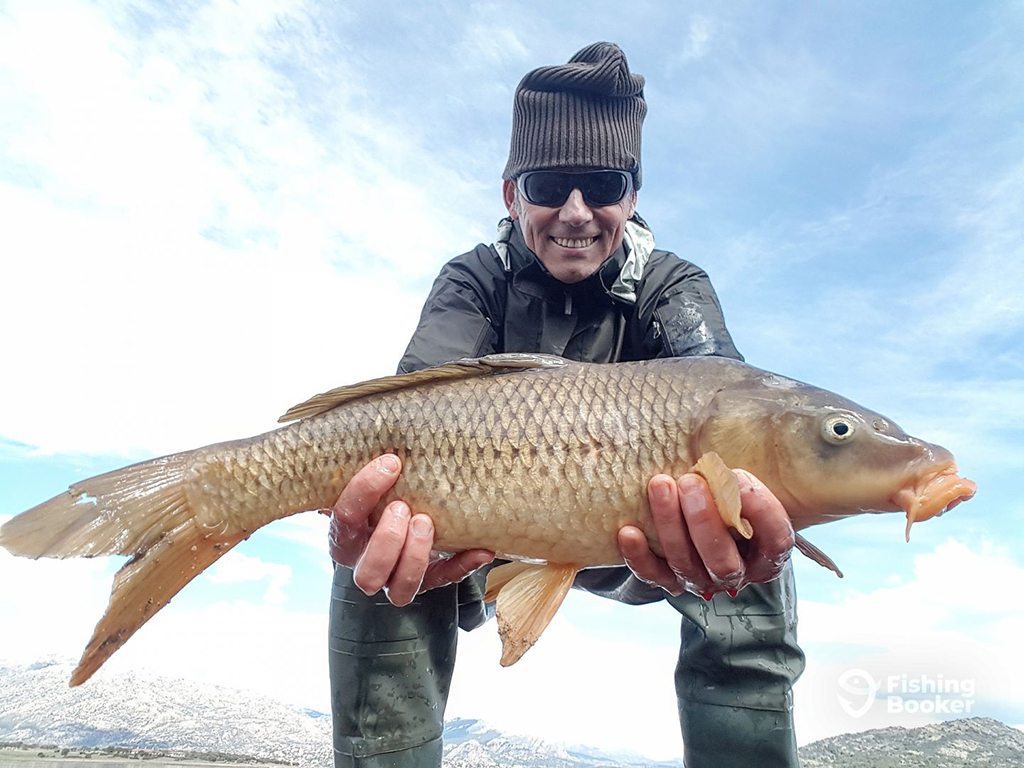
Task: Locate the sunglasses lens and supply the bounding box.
[584,172,629,205]
[522,173,571,206]
[520,171,630,207]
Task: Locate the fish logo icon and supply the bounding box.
[837,668,879,719]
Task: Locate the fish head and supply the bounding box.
[696,375,976,539]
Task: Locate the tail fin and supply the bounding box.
[0,454,246,686]
[0,454,193,559]
[70,518,246,686]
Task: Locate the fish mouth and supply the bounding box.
[892,463,976,542]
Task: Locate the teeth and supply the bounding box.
[553,236,597,248]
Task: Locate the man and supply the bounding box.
[327,43,804,767]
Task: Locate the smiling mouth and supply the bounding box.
[552,236,598,249]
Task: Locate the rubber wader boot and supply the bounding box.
[668,563,804,768]
[329,565,458,768]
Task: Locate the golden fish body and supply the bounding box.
[198,356,705,566]
[0,353,976,682]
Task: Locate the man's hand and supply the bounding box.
[329,454,495,606]
[618,470,795,599]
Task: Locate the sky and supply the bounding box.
[1,0,1022,761]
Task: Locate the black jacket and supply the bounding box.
[400,218,741,374]
[398,218,742,622]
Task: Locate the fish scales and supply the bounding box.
[183,360,691,565]
[370,360,693,564]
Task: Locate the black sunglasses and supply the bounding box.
[517,169,633,208]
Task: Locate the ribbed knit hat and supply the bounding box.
[503,42,646,188]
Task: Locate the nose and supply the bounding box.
[558,188,594,227]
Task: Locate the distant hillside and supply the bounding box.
[0,661,673,768]
[1,660,1021,767]
[799,717,1024,767]
[0,660,331,767]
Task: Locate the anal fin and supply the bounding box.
[484,561,536,603]
[794,533,844,578]
[489,562,580,667]
[691,451,753,540]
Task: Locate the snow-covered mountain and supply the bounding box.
[442,718,681,767]
[0,660,676,767]
[1,660,1021,767]
[0,659,332,767]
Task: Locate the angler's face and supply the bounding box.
[502,173,637,284]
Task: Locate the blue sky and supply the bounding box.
[1,0,1022,759]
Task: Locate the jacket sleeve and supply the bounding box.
[631,252,743,363]
[397,246,505,374]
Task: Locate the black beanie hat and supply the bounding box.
[502,42,646,188]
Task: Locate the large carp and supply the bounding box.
[0,353,975,683]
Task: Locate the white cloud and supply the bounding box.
[205,551,293,605]
[106,600,332,713]
[264,513,334,573]
[680,15,712,63]
[462,22,530,64]
[794,539,1024,743]
[0,0,492,458]
[448,597,684,760]
[0,514,119,665]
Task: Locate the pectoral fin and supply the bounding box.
[794,533,844,578]
[691,451,753,540]
[486,562,580,667]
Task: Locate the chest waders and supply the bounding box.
[328,220,804,766]
[329,564,802,767]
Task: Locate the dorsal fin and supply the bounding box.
[278,353,569,422]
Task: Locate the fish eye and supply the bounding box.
[822,415,856,445]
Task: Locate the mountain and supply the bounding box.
[1,660,1021,767]
[0,659,332,767]
[799,717,1024,768]
[441,718,682,768]
[0,661,676,767]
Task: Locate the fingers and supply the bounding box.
[734,469,795,583]
[356,506,494,603]
[333,454,402,527]
[618,525,684,596]
[353,500,411,594]
[677,474,745,591]
[646,475,715,594]
[626,471,787,601]
[330,455,402,568]
[383,514,435,607]
[422,549,496,593]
